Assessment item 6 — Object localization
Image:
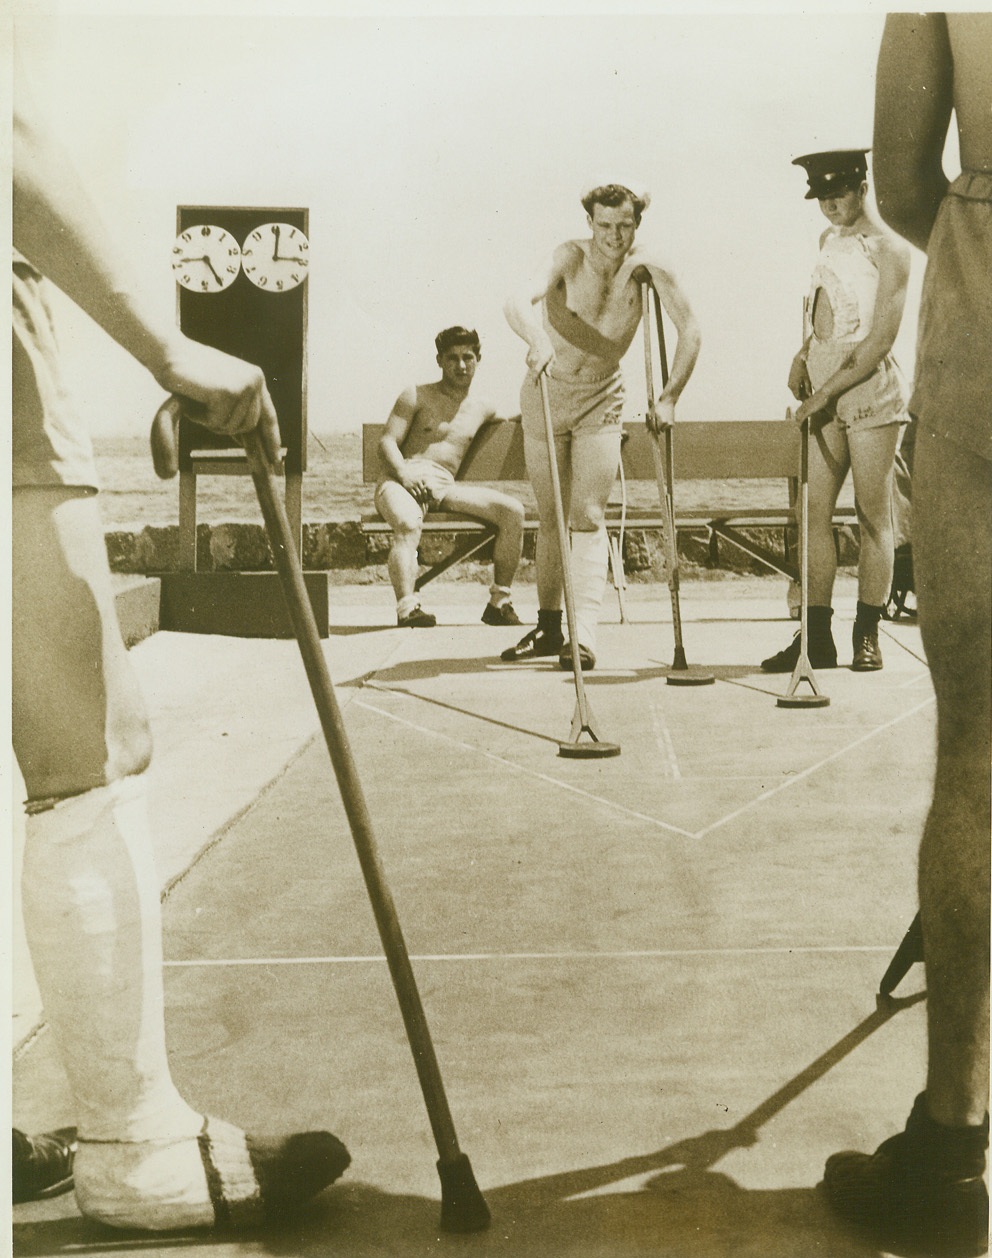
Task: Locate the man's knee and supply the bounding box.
[389,518,422,549]
[492,496,525,533]
[569,506,606,533]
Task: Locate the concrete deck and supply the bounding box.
[12,576,933,1257]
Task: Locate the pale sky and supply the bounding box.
[11,3,958,437]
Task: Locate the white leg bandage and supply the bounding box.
[21,774,351,1232]
[569,528,609,653]
[21,774,200,1144]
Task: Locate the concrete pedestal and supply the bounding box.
[159,571,329,638]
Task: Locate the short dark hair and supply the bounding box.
[435,326,481,358]
[581,184,647,227]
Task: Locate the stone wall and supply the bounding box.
[105,519,862,580]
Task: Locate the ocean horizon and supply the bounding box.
[93,430,853,531]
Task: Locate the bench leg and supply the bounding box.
[710,523,799,581]
[413,529,496,592]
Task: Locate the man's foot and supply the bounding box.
[500,625,564,662]
[558,642,596,672]
[760,631,838,673]
[822,1094,989,1257]
[851,626,883,671]
[397,604,436,628]
[482,601,522,627]
[12,1127,77,1203]
[75,1117,351,1232]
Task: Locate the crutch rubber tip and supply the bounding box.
[776,693,831,708]
[558,740,622,759]
[437,1153,491,1233]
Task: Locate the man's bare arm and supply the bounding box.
[12,53,280,460]
[504,244,576,374]
[641,260,701,429]
[873,14,954,251]
[378,387,419,484]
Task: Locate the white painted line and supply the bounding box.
[354,698,697,838]
[164,943,906,968]
[693,694,935,839]
[650,698,682,780]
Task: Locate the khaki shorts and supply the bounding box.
[911,170,992,463]
[807,337,909,432]
[374,458,455,517]
[519,369,625,439]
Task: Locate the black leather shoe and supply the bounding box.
[822,1094,989,1257]
[13,1127,77,1204]
[500,626,564,662]
[397,604,436,628]
[558,642,596,672]
[851,627,883,671]
[482,601,522,627]
[760,631,837,673]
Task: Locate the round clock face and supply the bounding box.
[241,222,310,291]
[172,225,242,292]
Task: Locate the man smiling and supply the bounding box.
[502,181,700,669]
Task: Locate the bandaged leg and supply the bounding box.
[569,527,610,654]
[21,775,348,1229]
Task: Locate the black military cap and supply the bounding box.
[792,149,869,200]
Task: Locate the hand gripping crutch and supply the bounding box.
[640,280,714,686]
[151,398,491,1234]
[777,411,830,709]
[537,374,620,758]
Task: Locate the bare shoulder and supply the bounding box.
[871,227,911,273]
[555,239,587,273]
[388,382,420,422]
[627,241,677,280]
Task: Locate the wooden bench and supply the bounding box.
[360,419,857,595]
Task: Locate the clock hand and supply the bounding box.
[203,257,224,285]
[271,224,281,262]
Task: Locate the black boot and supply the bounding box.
[852,600,884,671]
[500,609,564,662]
[822,1093,989,1256]
[12,1128,77,1203]
[761,605,838,673]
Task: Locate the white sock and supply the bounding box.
[21,775,214,1226]
[397,594,419,619]
[489,584,511,608]
[568,529,609,652]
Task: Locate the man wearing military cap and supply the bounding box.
[761,146,912,675]
[501,180,701,669]
[793,149,869,200]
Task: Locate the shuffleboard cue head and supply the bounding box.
[437,1153,491,1233]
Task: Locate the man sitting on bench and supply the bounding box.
[375,326,526,627]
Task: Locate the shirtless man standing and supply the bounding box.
[376,326,525,628]
[821,16,991,1256]
[501,182,700,669]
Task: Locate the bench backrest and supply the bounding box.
[362,420,800,484]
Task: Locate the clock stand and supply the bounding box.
[159,205,329,637]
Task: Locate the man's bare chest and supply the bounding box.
[561,269,640,330]
[410,394,480,447]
